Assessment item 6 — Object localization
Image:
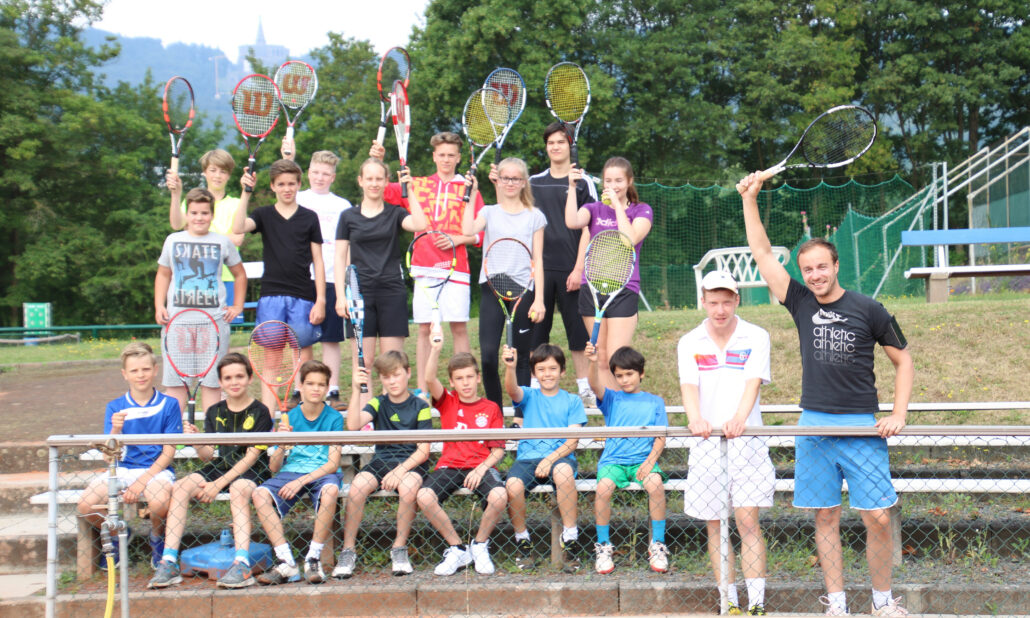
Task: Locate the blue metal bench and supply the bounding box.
[901,227,1030,302]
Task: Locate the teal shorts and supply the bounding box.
[597,462,667,488]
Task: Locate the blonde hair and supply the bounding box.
[120,342,156,367]
[199,149,235,173]
[309,150,340,169]
[430,132,462,149]
[497,157,534,210]
[358,157,390,178]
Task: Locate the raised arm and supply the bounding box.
[424,328,446,402]
[231,170,257,235]
[166,169,185,230]
[565,166,593,229]
[736,172,791,303]
[346,367,375,430]
[502,347,523,403]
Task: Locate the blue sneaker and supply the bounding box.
[149,535,165,569]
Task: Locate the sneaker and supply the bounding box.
[514,538,535,571]
[391,547,413,576]
[726,601,744,615]
[148,535,165,569]
[256,560,300,585]
[819,596,850,616]
[647,541,669,573]
[871,598,909,616]
[147,559,182,589]
[217,560,255,589]
[594,542,615,574]
[469,541,495,575]
[748,604,767,616]
[434,545,471,576]
[304,558,325,584]
[331,548,357,579]
[579,388,597,408]
[560,536,583,573]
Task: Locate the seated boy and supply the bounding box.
[148,353,273,589]
[502,343,586,571]
[333,351,431,578]
[585,342,670,574]
[416,331,506,576]
[252,360,342,585]
[76,342,182,569]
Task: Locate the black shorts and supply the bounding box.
[579,287,640,319]
[320,285,353,342]
[422,467,504,505]
[195,462,270,486]
[363,285,409,339]
[358,457,430,484]
[531,269,589,351]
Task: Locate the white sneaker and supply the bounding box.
[871,598,909,616]
[434,545,471,576]
[647,541,669,573]
[331,548,356,579]
[819,596,849,615]
[579,388,597,408]
[391,547,413,575]
[594,542,615,574]
[469,541,495,575]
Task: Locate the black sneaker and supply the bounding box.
[514,538,534,571]
[561,536,583,573]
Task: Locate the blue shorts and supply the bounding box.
[257,471,341,518]
[256,295,322,348]
[794,410,897,511]
[506,456,578,491]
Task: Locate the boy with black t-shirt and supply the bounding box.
[148,353,273,590]
[416,331,507,576]
[333,350,432,579]
[738,172,913,617]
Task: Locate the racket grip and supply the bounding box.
[571,142,579,167]
[590,321,600,345]
[757,165,783,182]
[376,125,387,148]
[493,148,502,166]
[245,157,256,193]
[505,322,513,349]
[358,357,368,394]
[186,403,195,427]
[462,170,474,203]
[284,126,294,155]
[401,178,408,198]
[170,156,179,175]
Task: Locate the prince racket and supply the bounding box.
[583,230,636,344]
[544,62,591,167]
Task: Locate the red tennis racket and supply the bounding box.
[163,308,219,426]
[248,320,301,417]
[231,74,281,193]
[162,76,195,174]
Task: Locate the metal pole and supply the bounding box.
[719,437,731,615]
[45,446,58,618]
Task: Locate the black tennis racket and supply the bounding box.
[758,105,877,181]
[273,60,318,157]
[376,47,410,147]
[164,308,219,426]
[483,68,526,164]
[461,86,511,202]
[544,62,591,167]
[406,231,457,344]
[344,265,367,394]
[231,74,281,193]
[483,237,534,353]
[162,76,195,174]
[584,230,636,345]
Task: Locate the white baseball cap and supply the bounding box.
[701,270,739,294]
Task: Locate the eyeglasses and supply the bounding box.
[498,176,525,185]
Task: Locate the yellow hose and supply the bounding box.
[104,554,115,618]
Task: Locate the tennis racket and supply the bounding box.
[758,105,877,181]
[483,238,534,354]
[273,60,318,157]
[162,76,195,174]
[583,230,637,345]
[376,47,410,147]
[406,231,457,344]
[483,68,526,164]
[231,74,281,193]
[344,265,368,394]
[248,320,301,417]
[544,62,591,167]
[164,308,219,426]
[461,86,512,202]
[391,80,411,198]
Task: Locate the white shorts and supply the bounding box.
[412,278,471,323]
[161,320,231,389]
[88,467,176,493]
[683,437,775,521]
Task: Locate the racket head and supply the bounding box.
[483,237,534,301]
[163,76,195,134]
[484,68,526,126]
[248,320,301,408]
[799,105,877,168]
[406,231,457,289]
[584,230,637,296]
[344,265,364,324]
[273,60,318,111]
[231,74,281,138]
[462,87,508,147]
[544,62,590,123]
[377,46,411,103]
[163,309,219,379]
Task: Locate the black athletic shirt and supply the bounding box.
[250,205,323,301]
[336,204,408,293]
[362,393,432,462]
[202,399,273,474]
[529,170,597,272]
[783,278,906,414]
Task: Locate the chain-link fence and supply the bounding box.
[37,414,1030,617]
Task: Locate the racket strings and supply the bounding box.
[463,89,502,146]
[484,240,532,298]
[545,64,588,121]
[249,323,300,388]
[275,63,316,109]
[486,70,526,119]
[232,76,279,136]
[166,321,217,376]
[802,108,876,165]
[163,78,194,131]
[585,231,636,295]
[382,49,410,87]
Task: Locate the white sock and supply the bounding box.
[746,577,765,607]
[514,529,530,542]
[826,591,847,611]
[273,543,295,566]
[576,377,590,392]
[720,584,739,605]
[872,589,892,609]
[306,542,324,561]
[562,526,579,543]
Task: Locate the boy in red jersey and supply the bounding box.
[416,330,506,576]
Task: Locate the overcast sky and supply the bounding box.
[93,0,429,63]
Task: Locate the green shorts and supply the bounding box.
[597,462,668,488]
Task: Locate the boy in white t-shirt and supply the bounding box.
[678,270,775,616]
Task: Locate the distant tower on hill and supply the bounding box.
[239,19,289,72]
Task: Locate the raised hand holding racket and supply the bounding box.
[583,230,636,344]
[164,308,220,426]
[344,265,368,394]
[483,68,526,164]
[375,47,410,147]
[273,60,318,157]
[758,105,876,181]
[544,62,591,167]
[248,320,301,418]
[406,231,456,344]
[162,76,195,174]
[231,74,281,193]
[461,87,512,202]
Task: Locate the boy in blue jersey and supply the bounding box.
[585,342,669,574]
[252,360,342,586]
[502,343,586,571]
[77,342,183,570]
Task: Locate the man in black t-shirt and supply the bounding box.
[738,172,913,617]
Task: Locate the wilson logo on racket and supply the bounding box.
[280,75,312,95]
[242,90,274,115]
